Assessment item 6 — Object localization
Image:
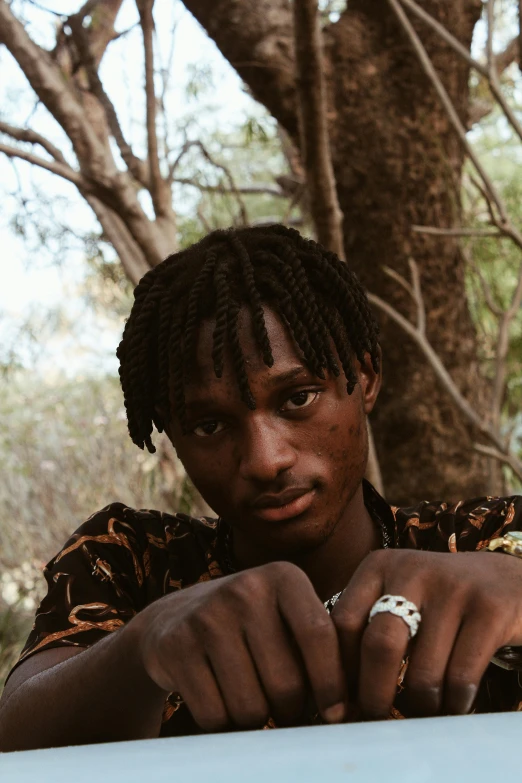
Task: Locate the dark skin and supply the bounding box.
[170,305,382,600]
[2,303,522,751]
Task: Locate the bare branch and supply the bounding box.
[0,0,108,175]
[496,36,518,74]
[462,245,503,317]
[0,142,86,188]
[67,10,149,188]
[388,0,510,223]
[292,0,344,260]
[156,14,178,163]
[172,178,287,197]
[486,0,495,74]
[473,443,522,481]
[382,265,416,301]
[397,0,522,145]
[168,139,248,223]
[398,0,485,75]
[136,0,173,219]
[470,174,522,256]
[519,0,522,75]
[412,225,502,238]
[0,121,68,164]
[26,0,65,18]
[408,258,425,335]
[366,289,522,481]
[85,194,150,285]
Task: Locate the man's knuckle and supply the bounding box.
[300,615,335,641]
[362,625,403,660]
[446,668,475,694]
[332,607,360,635]
[473,592,502,617]
[266,560,302,583]
[231,569,267,599]
[189,608,222,641]
[269,677,304,706]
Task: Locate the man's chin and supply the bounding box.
[240,509,339,559]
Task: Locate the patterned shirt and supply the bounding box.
[6,481,522,734]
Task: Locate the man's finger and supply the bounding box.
[175,654,231,733]
[358,610,411,718]
[331,551,385,700]
[443,610,506,715]
[404,597,462,717]
[246,610,307,726]
[277,567,347,723]
[205,634,271,729]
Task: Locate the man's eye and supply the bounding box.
[282,390,320,411]
[192,420,225,438]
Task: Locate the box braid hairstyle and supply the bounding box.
[117,224,380,453]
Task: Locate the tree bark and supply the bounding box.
[182,0,489,504]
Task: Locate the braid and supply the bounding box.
[117,224,380,452]
[254,252,326,379]
[227,298,256,410]
[183,250,218,368]
[211,254,233,378]
[227,234,274,369]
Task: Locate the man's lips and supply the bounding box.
[250,489,317,522]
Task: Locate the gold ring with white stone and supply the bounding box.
[368,594,421,640]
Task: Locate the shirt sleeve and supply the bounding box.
[5,502,148,684]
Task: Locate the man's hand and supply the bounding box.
[331,548,522,719]
[137,562,347,731]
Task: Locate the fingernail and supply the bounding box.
[323,702,346,723]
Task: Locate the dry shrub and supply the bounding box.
[0,370,210,689]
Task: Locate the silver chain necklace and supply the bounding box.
[221,514,392,613]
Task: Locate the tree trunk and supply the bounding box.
[325,0,488,504]
[184,0,489,504]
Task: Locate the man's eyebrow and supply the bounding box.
[264,365,311,388]
[184,365,312,411]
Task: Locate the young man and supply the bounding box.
[1,224,522,752]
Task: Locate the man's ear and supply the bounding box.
[358,346,382,415]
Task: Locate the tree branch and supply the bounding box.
[397,0,522,145]
[462,246,503,318]
[0,0,111,183]
[519,0,522,75]
[473,443,522,479]
[292,1,383,491]
[67,8,149,188]
[85,194,150,285]
[0,121,68,164]
[367,286,522,481]
[173,140,248,225]
[0,142,86,188]
[292,0,344,260]
[388,0,511,223]
[172,178,288,197]
[136,0,172,218]
[412,225,502,238]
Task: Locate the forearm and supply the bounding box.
[0,614,167,752]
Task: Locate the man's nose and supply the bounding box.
[237,417,296,483]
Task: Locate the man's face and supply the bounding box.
[168,304,381,556]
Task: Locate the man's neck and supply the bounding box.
[231,482,382,602]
